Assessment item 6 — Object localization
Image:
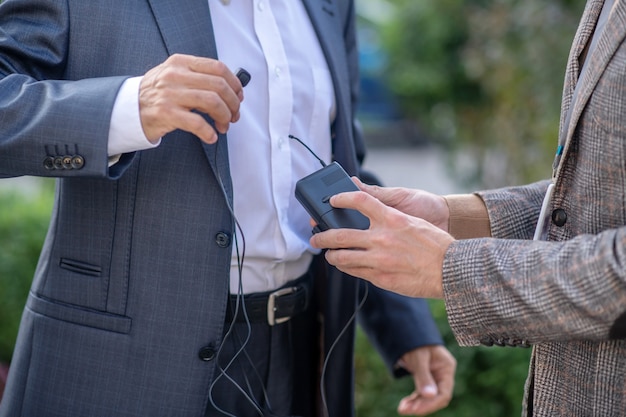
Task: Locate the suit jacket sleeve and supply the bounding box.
[358,283,444,377]
[443,180,626,346]
[0,0,135,180]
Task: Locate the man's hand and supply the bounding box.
[354,178,450,232]
[397,345,456,415]
[309,190,454,299]
[139,54,244,144]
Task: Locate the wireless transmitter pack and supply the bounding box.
[295,158,370,232]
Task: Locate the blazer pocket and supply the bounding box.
[26,292,132,334]
[39,257,109,312]
[59,258,102,277]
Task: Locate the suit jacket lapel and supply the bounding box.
[147,0,217,58]
[560,0,604,127]
[147,0,233,202]
[568,0,626,129]
[556,0,626,179]
[301,0,359,173]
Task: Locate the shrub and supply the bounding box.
[0,180,54,363]
[355,300,532,417]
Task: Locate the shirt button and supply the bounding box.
[198,346,216,361]
[257,1,264,11]
[274,66,281,78]
[551,208,567,227]
[215,232,231,248]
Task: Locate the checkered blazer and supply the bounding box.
[443,0,626,415]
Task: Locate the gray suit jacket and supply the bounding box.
[0,0,443,416]
[443,0,626,415]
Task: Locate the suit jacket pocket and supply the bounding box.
[26,292,131,334]
[59,258,102,277]
[38,257,110,312]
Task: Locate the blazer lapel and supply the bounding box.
[147,0,233,202]
[147,0,217,58]
[568,0,626,128]
[560,0,604,123]
[556,0,626,179]
[301,0,359,173]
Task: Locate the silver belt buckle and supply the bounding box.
[267,286,297,326]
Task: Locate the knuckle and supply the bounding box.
[215,78,231,96]
[203,98,227,121]
[372,231,392,249]
[353,191,369,204]
[155,66,177,85]
[188,115,208,132]
[212,60,228,75]
[203,90,219,105]
[190,55,207,70]
[333,249,349,264]
[334,229,351,246]
[168,53,184,65]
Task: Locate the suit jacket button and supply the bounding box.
[198,346,216,361]
[494,338,506,347]
[43,156,55,170]
[62,156,73,169]
[551,208,567,227]
[504,339,518,347]
[215,232,231,248]
[71,155,85,169]
[53,156,64,170]
[479,338,494,347]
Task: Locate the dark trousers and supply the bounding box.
[205,285,318,417]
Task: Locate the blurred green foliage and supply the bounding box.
[0,180,54,363]
[378,0,587,188]
[355,300,532,417]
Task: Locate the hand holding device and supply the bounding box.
[139,55,246,144]
[291,136,369,232]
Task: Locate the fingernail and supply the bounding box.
[422,385,438,396]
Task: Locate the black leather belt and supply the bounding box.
[227,271,312,326]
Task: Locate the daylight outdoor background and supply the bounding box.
[0,0,587,415]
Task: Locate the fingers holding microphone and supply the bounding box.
[138,54,250,144]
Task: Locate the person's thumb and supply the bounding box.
[412,357,438,398]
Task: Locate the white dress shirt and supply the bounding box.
[108,0,336,294]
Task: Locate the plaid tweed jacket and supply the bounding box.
[443,0,626,415]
